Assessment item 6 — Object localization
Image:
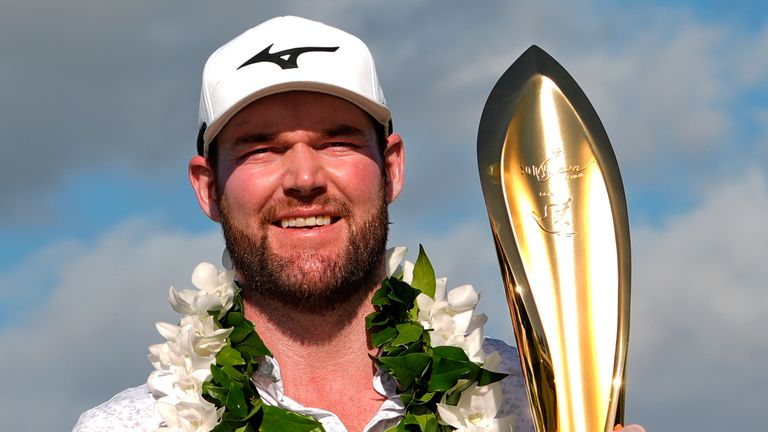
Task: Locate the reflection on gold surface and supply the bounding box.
[478,46,630,432]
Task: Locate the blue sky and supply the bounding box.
[1,1,767,430]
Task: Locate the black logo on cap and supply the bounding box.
[238,44,339,70]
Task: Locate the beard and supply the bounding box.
[218,187,389,314]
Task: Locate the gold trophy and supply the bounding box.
[477,46,630,432]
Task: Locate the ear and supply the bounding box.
[189,155,221,222]
[383,132,405,203]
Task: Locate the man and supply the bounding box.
[73,16,644,432]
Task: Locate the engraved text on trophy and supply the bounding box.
[520,148,595,237]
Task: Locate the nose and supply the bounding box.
[281,143,327,200]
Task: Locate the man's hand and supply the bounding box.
[614,424,647,432]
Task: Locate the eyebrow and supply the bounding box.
[233,132,277,146]
[323,124,367,138]
[232,124,367,146]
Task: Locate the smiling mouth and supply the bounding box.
[276,216,340,229]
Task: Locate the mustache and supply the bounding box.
[259,195,352,224]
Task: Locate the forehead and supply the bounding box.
[217,91,376,144]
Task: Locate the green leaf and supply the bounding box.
[390,323,424,346]
[476,367,508,386]
[443,379,474,406]
[432,345,469,362]
[400,340,427,356]
[221,365,246,382]
[371,326,398,347]
[428,356,474,391]
[217,345,246,367]
[401,412,419,426]
[203,384,230,406]
[236,332,272,358]
[260,405,324,432]
[388,278,420,305]
[410,390,437,405]
[365,311,389,329]
[228,326,255,344]
[211,365,232,387]
[412,411,439,432]
[224,312,258,344]
[225,383,248,418]
[377,353,431,389]
[398,392,413,408]
[247,398,263,418]
[429,346,479,391]
[410,245,436,299]
[212,419,239,432]
[371,282,392,306]
[225,311,248,326]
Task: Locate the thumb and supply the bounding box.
[620,425,647,432]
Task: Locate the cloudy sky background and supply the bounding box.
[1,1,766,430]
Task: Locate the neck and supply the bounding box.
[242,268,387,431]
[242,281,378,361]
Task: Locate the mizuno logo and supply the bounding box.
[238,44,339,70]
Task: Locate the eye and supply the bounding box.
[239,146,282,160]
[324,141,359,150]
[242,148,267,157]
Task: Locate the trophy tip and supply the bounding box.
[518,45,558,69]
[523,44,544,55]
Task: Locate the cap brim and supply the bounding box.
[203,82,391,154]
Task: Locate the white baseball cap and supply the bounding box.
[196,16,391,156]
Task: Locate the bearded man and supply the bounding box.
[73,16,645,432]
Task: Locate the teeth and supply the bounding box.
[279,215,333,228]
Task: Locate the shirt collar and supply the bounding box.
[250,356,404,432]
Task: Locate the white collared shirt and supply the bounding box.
[73,339,533,432]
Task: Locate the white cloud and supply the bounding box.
[628,168,768,430]
[0,219,223,431]
[570,15,733,164]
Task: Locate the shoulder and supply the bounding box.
[72,384,158,432]
[482,338,535,432]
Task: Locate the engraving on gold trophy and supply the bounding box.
[477,46,631,432]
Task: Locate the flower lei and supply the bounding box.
[147,246,514,431]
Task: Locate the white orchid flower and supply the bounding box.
[177,315,233,358]
[148,364,212,401]
[168,262,235,317]
[191,262,236,310]
[386,246,408,277]
[402,260,415,284]
[168,287,198,316]
[149,262,237,432]
[149,340,183,371]
[416,280,489,362]
[436,381,514,432]
[155,394,222,432]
